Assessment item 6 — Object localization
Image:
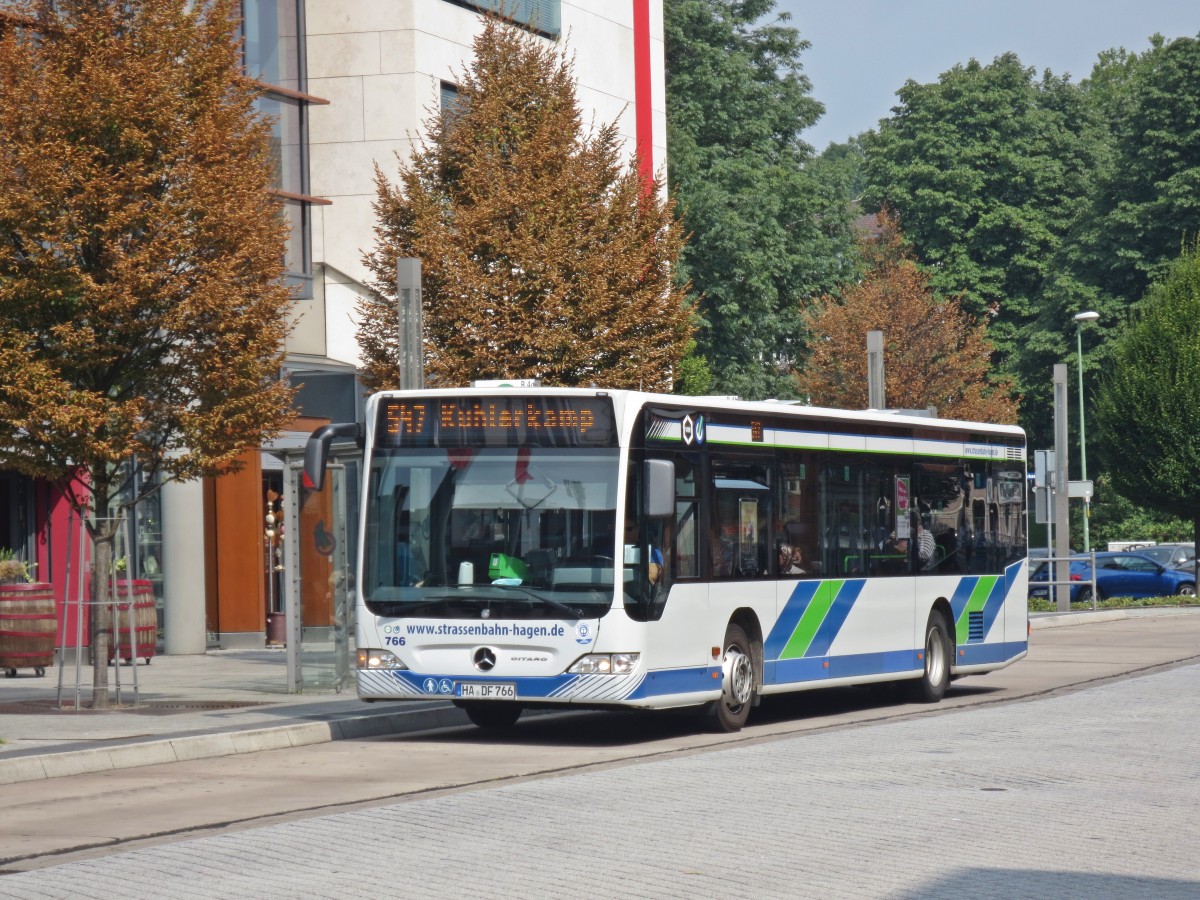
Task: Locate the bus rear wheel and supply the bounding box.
[457,701,523,729]
[706,623,755,732]
[905,611,951,703]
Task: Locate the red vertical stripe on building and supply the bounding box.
[632,0,654,192]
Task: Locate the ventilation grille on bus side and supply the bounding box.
[968,611,985,641]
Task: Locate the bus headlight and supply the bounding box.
[568,653,640,675]
[357,649,408,670]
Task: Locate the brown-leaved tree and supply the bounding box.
[797,211,1018,423]
[0,0,295,704]
[361,16,691,391]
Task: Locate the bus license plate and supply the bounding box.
[457,682,516,700]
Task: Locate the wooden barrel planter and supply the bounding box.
[0,583,56,677]
[100,580,157,665]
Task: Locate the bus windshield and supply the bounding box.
[364,446,620,619]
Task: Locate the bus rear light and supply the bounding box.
[569,653,640,675]
[357,649,408,670]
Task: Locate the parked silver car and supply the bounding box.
[1136,543,1196,569]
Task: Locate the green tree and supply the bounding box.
[810,136,867,206]
[1092,242,1200,555]
[0,0,295,705]
[1067,35,1200,309]
[1028,34,1200,463]
[665,0,856,400]
[1086,474,1192,550]
[862,54,1106,447]
[361,16,691,392]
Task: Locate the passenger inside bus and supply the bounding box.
[778,542,808,575]
[625,519,663,584]
[912,511,938,571]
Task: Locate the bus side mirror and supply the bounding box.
[304,422,361,492]
[644,459,675,518]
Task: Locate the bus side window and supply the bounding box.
[712,460,770,578]
[674,455,700,579]
[777,451,818,577]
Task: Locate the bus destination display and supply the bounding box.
[377,396,617,448]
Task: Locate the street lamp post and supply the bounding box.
[1074,310,1100,552]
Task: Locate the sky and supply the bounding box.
[772,0,1200,151]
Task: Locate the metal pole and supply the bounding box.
[1073,311,1099,553]
[396,257,425,390]
[1076,322,1090,553]
[56,504,73,706]
[867,330,885,410]
[74,513,85,710]
[121,514,139,705]
[1053,364,1071,612]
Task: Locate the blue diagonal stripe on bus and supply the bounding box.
[805,579,864,657]
[764,581,822,659]
[981,570,1009,637]
[949,576,980,623]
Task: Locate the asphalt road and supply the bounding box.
[1,612,1199,897]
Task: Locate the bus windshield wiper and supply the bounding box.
[384,596,484,617]
[500,591,585,620]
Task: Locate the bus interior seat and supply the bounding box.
[525,549,555,586]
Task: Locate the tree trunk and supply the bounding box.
[90,529,115,709]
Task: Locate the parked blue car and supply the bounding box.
[1029,551,1197,604]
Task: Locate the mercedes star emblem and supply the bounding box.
[474,647,497,672]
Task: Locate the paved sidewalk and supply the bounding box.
[0,607,1188,786]
[0,648,464,785]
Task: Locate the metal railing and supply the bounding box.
[1035,551,1098,611]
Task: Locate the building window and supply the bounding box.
[242,0,301,90]
[445,0,561,38]
[241,0,315,299]
[280,199,312,299]
[258,93,304,191]
[440,81,460,115]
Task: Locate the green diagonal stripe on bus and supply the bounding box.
[780,580,842,659]
[957,576,998,644]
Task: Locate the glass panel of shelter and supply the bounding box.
[285,455,357,693]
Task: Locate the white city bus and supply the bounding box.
[305,388,1028,731]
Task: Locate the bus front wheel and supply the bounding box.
[457,701,523,729]
[905,611,952,703]
[706,622,756,732]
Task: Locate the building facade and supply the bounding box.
[189,0,669,651]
